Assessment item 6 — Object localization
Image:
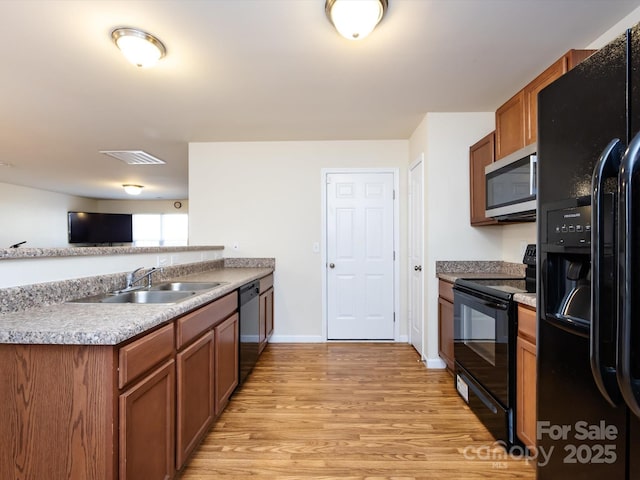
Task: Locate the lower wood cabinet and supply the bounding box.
[120,359,176,480]
[259,274,274,354]
[438,279,455,371]
[176,331,215,468]
[0,289,244,480]
[516,304,537,452]
[214,312,239,415]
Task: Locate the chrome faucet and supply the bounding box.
[125,267,161,290]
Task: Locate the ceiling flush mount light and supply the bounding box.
[123,184,144,195]
[111,27,166,67]
[325,0,388,40]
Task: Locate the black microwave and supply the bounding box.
[485,143,537,221]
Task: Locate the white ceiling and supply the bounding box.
[0,0,637,200]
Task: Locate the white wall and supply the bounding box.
[409,112,502,366]
[96,199,188,214]
[189,140,408,342]
[0,182,97,248]
[587,6,640,49]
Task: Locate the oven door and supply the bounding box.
[453,287,511,407]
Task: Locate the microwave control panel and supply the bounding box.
[547,205,592,247]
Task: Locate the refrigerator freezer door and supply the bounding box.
[617,130,640,419]
[591,138,624,407]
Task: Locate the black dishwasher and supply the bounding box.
[238,280,260,384]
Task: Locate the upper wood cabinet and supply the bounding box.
[469,131,498,226]
[495,90,526,160]
[496,49,595,160]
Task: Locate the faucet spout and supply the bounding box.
[126,267,161,290]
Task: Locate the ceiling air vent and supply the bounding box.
[99,150,166,165]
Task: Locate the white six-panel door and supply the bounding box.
[326,172,395,340]
[409,157,424,357]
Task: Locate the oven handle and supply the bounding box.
[591,138,623,408]
[454,289,509,311]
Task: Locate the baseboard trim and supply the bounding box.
[397,334,409,343]
[269,335,324,343]
[425,357,447,369]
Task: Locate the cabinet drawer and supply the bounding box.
[119,323,175,389]
[438,280,454,303]
[176,291,238,349]
[259,274,274,293]
[518,305,537,344]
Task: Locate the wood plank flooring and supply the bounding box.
[180,343,535,479]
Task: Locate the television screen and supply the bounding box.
[68,212,133,244]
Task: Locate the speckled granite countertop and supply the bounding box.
[0,245,224,260]
[0,266,273,345]
[436,260,537,309]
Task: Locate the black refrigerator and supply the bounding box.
[537,24,640,479]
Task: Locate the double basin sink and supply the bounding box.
[69,282,223,305]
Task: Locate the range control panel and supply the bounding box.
[547,205,591,247]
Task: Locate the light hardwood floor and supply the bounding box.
[180,343,536,479]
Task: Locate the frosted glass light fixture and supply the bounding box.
[111,28,166,67]
[325,0,388,40]
[123,184,144,195]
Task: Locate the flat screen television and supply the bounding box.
[68,212,133,245]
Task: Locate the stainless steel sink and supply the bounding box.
[150,281,222,291]
[69,290,197,304]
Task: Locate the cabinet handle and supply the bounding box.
[329,263,335,269]
[414,265,422,271]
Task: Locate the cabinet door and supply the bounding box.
[517,335,537,452]
[176,331,215,469]
[438,296,454,371]
[469,131,498,226]
[524,56,566,145]
[120,359,175,480]
[495,89,525,159]
[266,288,274,339]
[258,292,268,354]
[214,313,239,415]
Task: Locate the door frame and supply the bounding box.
[320,168,400,342]
[408,154,425,359]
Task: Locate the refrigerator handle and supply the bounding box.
[591,138,623,407]
[618,131,640,418]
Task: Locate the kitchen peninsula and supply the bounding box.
[0,246,275,479]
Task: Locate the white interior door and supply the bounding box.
[326,172,395,340]
[409,157,424,357]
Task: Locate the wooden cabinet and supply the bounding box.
[469,131,498,226]
[214,312,239,415]
[438,279,455,371]
[118,323,176,480]
[176,331,215,468]
[495,49,595,160]
[175,290,238,468]
[495,89,526,160]
[120,359,176,480]
[0,287,248,479]
[259,274,274,354]
[516,304,537,452]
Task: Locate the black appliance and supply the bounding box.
[238,280,260,384]
[67,211,133,244]
[453,275,529,449]
[537,24,640,479]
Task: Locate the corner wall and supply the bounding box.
[188,140,408,342]
[409,112,502,365]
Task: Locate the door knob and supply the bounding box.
[414,265,422,271]
[329,263,335,269]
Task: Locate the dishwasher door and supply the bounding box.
[238,281,260,384]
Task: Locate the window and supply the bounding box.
[132,214,188,246]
